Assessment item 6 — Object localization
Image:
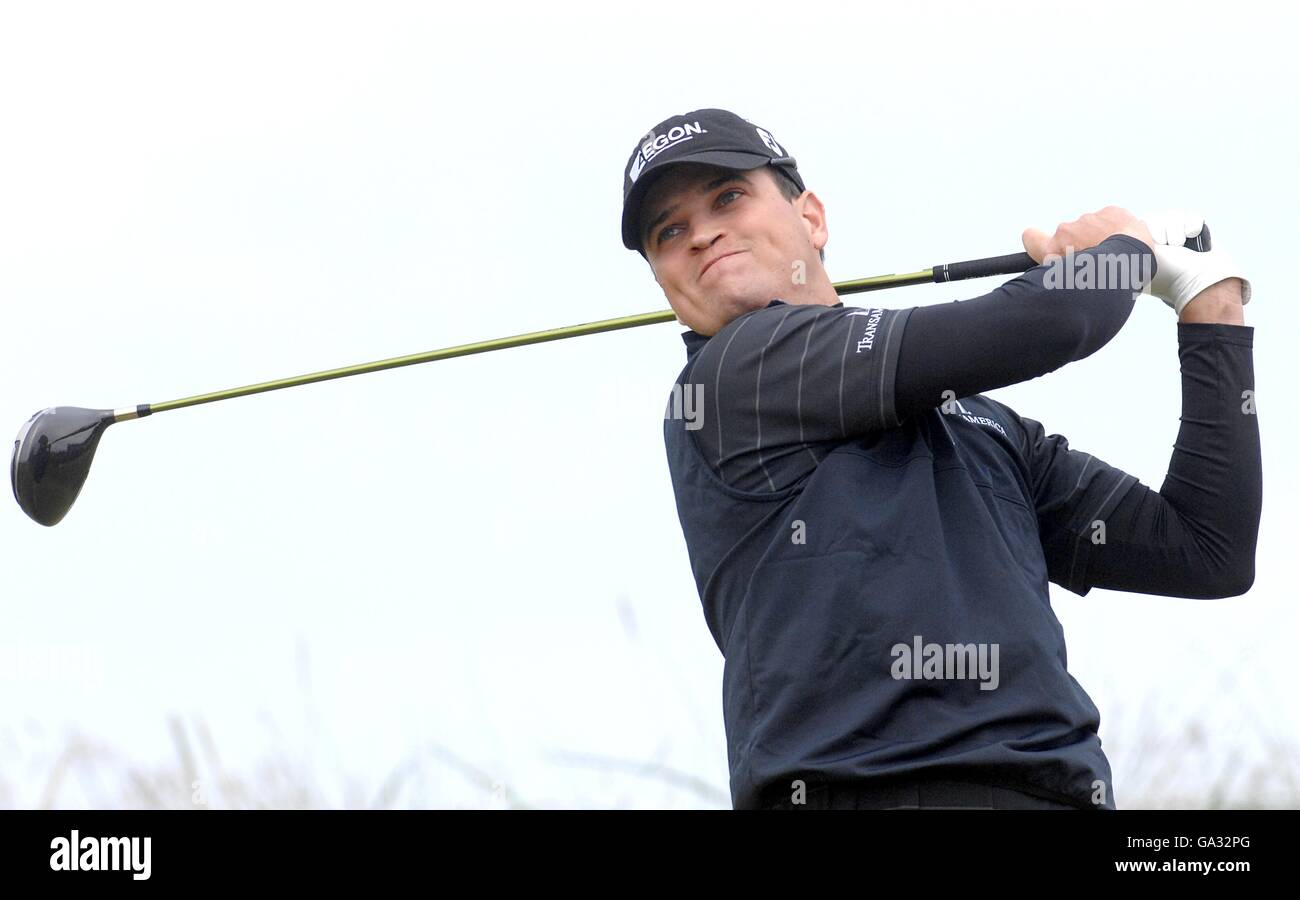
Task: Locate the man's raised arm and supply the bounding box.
[1040,276,1261,599]
[683,207,1159,493]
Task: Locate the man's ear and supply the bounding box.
[795,190,828,255]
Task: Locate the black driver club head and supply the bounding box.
[11,407,117,527]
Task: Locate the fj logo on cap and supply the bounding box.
[627,121,708,183]
[755,126,783,156]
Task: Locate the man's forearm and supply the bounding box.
[1178,277,1246,325]
[1071,316,1261,598]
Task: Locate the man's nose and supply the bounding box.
[688,215,723,249]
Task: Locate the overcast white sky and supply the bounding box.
[2,0,1297,808]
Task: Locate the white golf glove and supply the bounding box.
[1140,209,1251,316]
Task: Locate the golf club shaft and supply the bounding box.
[121,250,1038,421]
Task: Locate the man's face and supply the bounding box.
[639,163,827,336]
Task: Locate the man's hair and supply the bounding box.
[768,168,826,263]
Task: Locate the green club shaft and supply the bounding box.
[145,308,680,416]
[133,257,1025,420]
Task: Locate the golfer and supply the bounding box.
[621,108,1261,810]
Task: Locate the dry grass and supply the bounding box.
[5,706,1296,810]
[2,634,1296,809]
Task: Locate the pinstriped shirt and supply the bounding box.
[664,298,1137,810]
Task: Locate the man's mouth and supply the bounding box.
[701,250,745,279]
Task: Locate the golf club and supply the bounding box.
[10,237,1201,527]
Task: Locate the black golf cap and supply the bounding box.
[621,108,805,254]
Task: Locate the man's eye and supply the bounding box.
[656,190,741,244]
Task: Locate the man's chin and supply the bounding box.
[677,284,779,335]
[720,289,778,319]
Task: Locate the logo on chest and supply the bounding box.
[940,392,1008,438]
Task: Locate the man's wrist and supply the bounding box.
[1179,278,1245,324]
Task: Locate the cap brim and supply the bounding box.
[622,149,775,252]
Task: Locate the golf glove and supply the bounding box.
[1140,209,1252,316]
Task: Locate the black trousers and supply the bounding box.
[759,778,1087,810]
